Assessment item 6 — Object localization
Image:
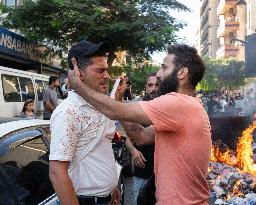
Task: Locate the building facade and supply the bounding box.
[216,0,247,60]
[245,33,256,76]
[199,0,255,61]
[246,0,256,36]
[199,0,220,58]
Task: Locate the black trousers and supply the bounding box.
[78,197,96,205]
[77,194,111,205]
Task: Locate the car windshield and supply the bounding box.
[0,127,53,204]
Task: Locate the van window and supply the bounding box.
[1,75,21,102]
[43,81,48,88]
[35,80,44,101]
[18,77,35,101]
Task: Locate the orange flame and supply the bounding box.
[236,124,256,175]
[210,124,256,175]
[210,145,237,166]
[210,146,217,162]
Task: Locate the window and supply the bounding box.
[2,74,21,102]
[19,77,35,101]
[43,81,48,88]
[35,80,44,101]
[0,136,48,167]
[0,134,53,204]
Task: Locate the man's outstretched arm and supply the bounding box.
[68,58,153,126]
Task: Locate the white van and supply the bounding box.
[0,66,50,117]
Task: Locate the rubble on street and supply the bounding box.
[208,124,256,204]
[208,161,256,205]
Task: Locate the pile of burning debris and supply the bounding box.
[208,124,256,204]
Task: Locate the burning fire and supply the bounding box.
[210,124,256,175]
[236,125,256,174]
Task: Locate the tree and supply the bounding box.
[1,0,189,66]
[198,58,245,92]
[124,64,159,94]
[109,64,159,94]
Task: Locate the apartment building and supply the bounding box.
[247,0,256,35]
[199,0,255,61]
[216,0,247,60]
[199,0,220,58]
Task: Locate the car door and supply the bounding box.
[0,126,53,205]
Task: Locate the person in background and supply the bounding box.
[61,78,69,98]
[124,73,159,204]
[207,95,220,115]
[43,76,59,120]
[219,95,228,112]
[141,73,159,101]
[123,77,132,101]
[19,99,36,119]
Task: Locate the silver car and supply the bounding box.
[0,118,123,205]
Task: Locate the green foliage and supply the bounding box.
[0,0,189,66]
[109,64,159,94]
[198,58,245,91]
[124,64,160,94]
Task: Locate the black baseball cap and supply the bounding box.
[67,40,110,69]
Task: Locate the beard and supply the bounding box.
[158,69,179,96]
[149,90,159,99]
[143,90,159,101]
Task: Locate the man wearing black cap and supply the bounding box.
[49,40,120,205]
[43,76,60,120]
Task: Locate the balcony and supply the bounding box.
[217,18,239,37]
[216,44,239,58]
[217,0,237,15]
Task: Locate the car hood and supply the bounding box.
[0,119,50,139]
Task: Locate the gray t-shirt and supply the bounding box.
[43,87,58,119]
[19,112,36,119]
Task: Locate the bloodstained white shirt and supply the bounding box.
[50,91,118,196]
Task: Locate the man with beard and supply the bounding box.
[124,73,159,204]
[68,44,212,205]
[142,73,159,101]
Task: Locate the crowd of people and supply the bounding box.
[199,90,256,117]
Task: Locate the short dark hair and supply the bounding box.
[76,57,93,70]
[168,45,206,88]
[49,76,59,85]
[147,72,157,79]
